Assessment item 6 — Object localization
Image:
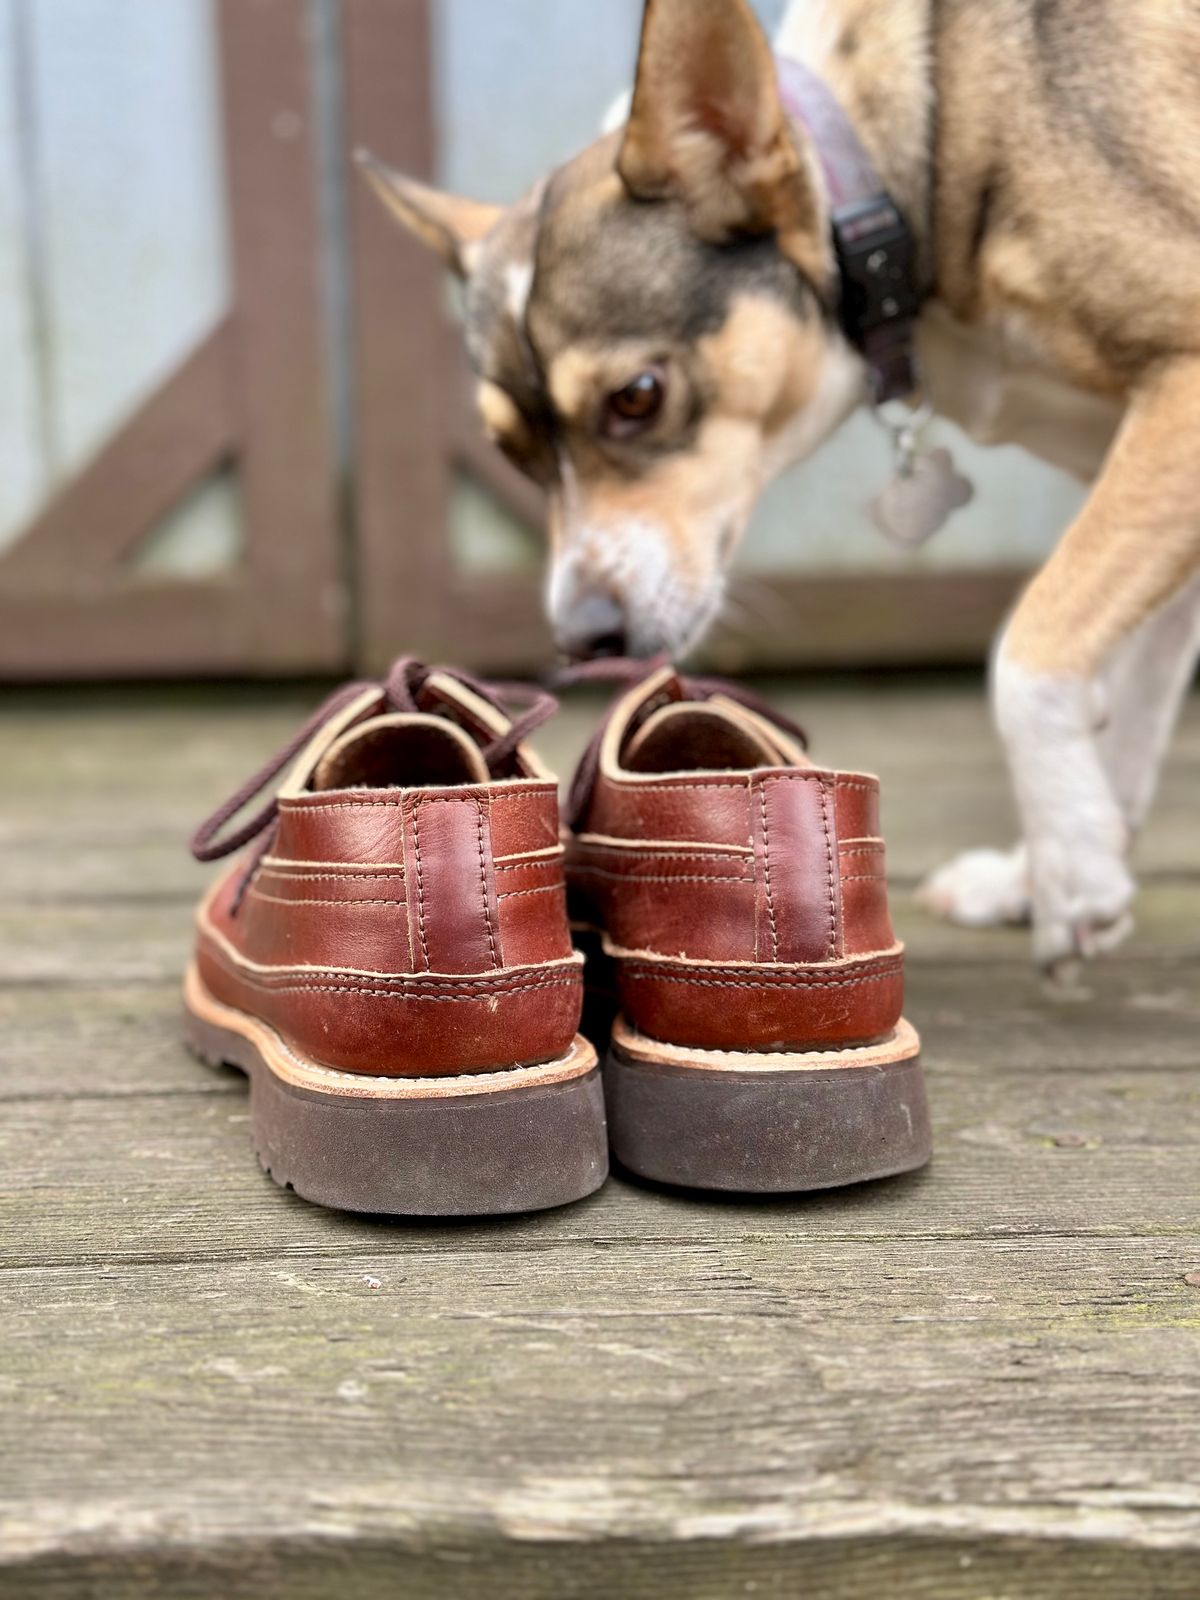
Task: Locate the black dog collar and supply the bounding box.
[776,57,925,405]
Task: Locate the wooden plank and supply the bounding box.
[1,1237,1198,1596]
[343,0,457,670]
[2,1052,1198,1266]
[0,322,235,583]
[7,1525,1200,1600]
[215,0,345,671]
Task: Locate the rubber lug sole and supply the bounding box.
[182,965,608,1216]
[605,1015,930,1193]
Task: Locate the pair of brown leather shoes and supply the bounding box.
[184,658,930,1215]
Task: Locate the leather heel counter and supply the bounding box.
[752,772,843,964]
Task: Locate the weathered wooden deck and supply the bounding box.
[2,677,1198,1598]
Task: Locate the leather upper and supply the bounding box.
[565,666,903,1051]
[194,672,582,1077]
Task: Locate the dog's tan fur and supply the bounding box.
[362,0,1200,973]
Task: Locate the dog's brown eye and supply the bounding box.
[605,368,666,435]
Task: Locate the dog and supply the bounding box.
[359,0,1200,982]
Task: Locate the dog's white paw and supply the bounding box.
[916,846,1031,928]
[1029,839,1136,978]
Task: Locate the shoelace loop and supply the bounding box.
[556,654,808,829]
[190,657,558,866]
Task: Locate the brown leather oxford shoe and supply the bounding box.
[184,659,607,1216]
[564,662,931,1193]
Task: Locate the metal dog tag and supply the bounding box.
[872,446,975,547]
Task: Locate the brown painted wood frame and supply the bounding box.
[0,0,343,679]
[345,0,1029,676]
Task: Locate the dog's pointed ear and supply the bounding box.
[356,150,502,278]
[617,0,829,286]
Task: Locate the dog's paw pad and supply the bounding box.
[916,848,1031,928]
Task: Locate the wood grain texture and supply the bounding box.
[1,683,1198,1595]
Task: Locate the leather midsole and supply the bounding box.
[611,1014,921,1074]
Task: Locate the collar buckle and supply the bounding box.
[832,195,922,404]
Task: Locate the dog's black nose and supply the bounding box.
[556,592,629,663]
[586,630,629,660]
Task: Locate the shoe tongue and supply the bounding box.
[311,713,490,791]
[623,698,806,773]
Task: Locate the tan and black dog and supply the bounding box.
[360,0,1200,979]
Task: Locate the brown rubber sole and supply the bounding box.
[182,965,608,1216]
[605,1016,931,1193]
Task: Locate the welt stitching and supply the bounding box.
[478,799,498,970]
[497,884,563,900]
[838,845,883,858]
[758,780,778,962]
[496,860,558,873]
[413,801,428,971]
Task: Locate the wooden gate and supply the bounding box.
[0,0,343,678]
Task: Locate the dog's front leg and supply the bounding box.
[921,576,1200,931]
[993,358,1200,979]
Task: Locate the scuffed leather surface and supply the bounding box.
[567,682,901,1052]
[196,779,580,1077]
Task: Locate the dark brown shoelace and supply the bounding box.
[556,654,809,829]
[190,657,558,871]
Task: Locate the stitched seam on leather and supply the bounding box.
[569,866,753,885]
[574,834,752,857]
[836,779,878,794]
[201,940,579,996]
[260,868,406,881]
[841,874,886,883]
[838,845,884,858]
[818,778,838,959]
[279,786,554,813]
[214,977,581,1003]
[263,857,407,872]
[624,971,899,991]
[497,884,563,900]
[574,846,753,863]
[413,801,429,971]
[614,951,902,978]
[248,889,408,908]
[758,779,778,962]
[477,799,499,970]
[196,902,581,980]
[602,779,749,794]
